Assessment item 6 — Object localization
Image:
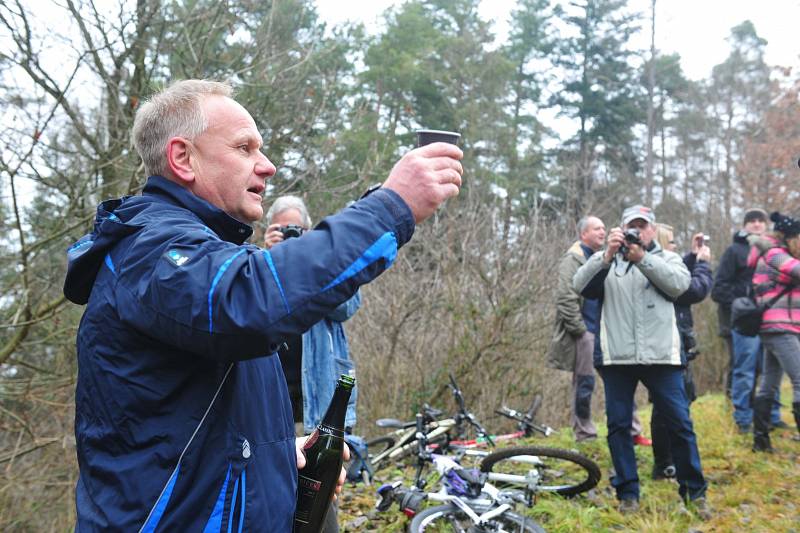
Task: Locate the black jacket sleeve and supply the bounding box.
[711,246,736,305]
[676,254,712,306]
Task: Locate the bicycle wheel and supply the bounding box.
[408,504,545,533]
[480,446,600,497]
[366,435,396,456]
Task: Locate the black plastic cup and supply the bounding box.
[416,129,461,147]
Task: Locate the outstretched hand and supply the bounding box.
[383,142,464,223]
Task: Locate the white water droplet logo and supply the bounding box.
[242,439,251,459]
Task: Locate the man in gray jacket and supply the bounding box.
[573,205,709,517]
[547,216,606,441]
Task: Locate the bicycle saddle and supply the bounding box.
[375,418,408,428]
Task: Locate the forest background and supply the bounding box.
[2,0,800,529]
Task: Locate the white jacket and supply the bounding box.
[573,243,690,366]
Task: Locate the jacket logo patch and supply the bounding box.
[165,249,190,267]
[242,439,251,459]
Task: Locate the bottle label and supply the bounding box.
[302,430,319,450]
[294,474,322,524]
[315,423,344,439]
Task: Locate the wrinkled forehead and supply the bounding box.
[587,217,605,230]
[201,95,262,141]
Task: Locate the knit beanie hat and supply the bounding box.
[743,208,768,225]
[770,212,800,238]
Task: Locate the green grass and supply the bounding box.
[339,386,800,532]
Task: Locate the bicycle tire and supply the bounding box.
[365,435,397,470]
[479,446,600,497]
[366,435,396,456]
[408,504,545,533]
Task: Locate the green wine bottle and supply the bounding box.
[293,374,355,533]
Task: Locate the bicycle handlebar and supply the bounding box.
[495,406,554,437]
[447,373,495,446]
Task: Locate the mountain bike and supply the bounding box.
[441,377,601,497]
[366,404,458,471]
[444,374,554,450]
[367,374,548,470]
[366,374,601,498]
[376,413,547,533]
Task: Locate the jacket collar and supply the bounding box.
[578,242,595,259]
[143,175,253,244]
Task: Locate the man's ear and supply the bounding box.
[166,137,195,185]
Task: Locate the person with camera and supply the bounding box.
[573,205,709,518]
[547,216,649,445]
[263,195,361,437]
[649,225,713,480]
[746,212,800,452]
[712,208,785,433]
[63,79,463,531]
[263,195,361,532]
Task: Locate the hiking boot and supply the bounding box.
[753,397,774,453]
[736,424,752,434]
[618,498,639,514]
[793,402,800,442]
[771,420,790,430]
[633,434,652,446]
[690,497,712,521]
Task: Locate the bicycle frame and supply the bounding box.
[378,451,532,527]
[370,417,457,467]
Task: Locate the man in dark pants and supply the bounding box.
[712,208,784,433]
[574,205,709,519]
[547,216,606,442]
[650,228,712,480]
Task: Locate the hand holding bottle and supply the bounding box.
[295,437,350,501]
[294,375,356,532]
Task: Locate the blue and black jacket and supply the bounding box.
[63,176,414,532]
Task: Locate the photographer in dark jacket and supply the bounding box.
[712,208,784,433]
[651,226,712,480]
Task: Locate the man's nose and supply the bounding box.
[256,153,277,177]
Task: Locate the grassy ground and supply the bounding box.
[338,385,800,532]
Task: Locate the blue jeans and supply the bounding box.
[600,365,707,502]
[731,330,782,426]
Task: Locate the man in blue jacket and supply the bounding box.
[63,79,463,532]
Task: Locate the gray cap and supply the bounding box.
[621,205,655,225]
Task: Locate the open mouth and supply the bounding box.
[247,184,265,197]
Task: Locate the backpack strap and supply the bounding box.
[762,283,793,310]
[755,247,794,310]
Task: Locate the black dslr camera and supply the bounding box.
[618,228,642,256]
[279,224,305,240]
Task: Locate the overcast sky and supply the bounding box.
[315,0,800,81]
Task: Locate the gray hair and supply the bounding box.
[577,216,591,237]
[266,195,312,228]
[132,79,233,177]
